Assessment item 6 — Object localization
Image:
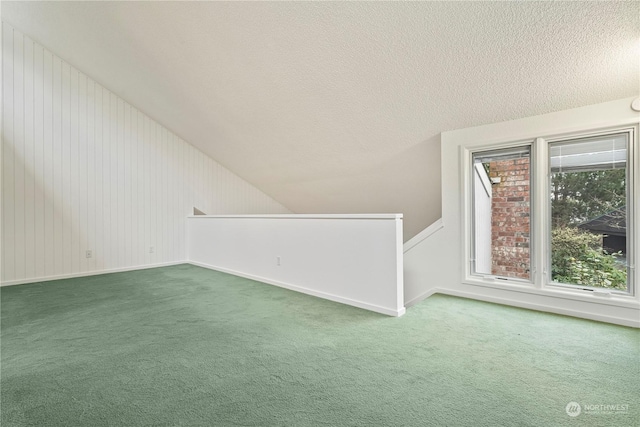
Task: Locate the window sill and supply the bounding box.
[463,276,640,310]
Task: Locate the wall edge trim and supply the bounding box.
[403,218,444,253]
[430,287,639,328]
[189,260,406,317]
[0,261,187,287]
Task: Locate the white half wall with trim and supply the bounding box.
[187,214,405,316]
[404,97,640,328]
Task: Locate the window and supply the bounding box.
[472,146,531,280]
[549,133,631,293]
[468,128,635,295]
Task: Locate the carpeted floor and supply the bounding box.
[1,264,638,426]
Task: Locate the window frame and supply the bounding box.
[463,125,637,301]
[542,127,636,296]
[469,143,534,283]
[463,139,536,288]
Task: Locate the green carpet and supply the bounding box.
[1,264,638,426]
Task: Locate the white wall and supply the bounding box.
[1,23,290,286]
[404,97,640,327]
[187,215,405,316]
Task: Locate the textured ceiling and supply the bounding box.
[2,1,639,240]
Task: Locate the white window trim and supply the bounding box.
[463,139,536,287]
[542,126,636,297]
[468,142,535,282]
[461,124,638,310]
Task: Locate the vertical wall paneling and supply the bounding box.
[52,55,63,275]
[161,126,167,263]
[1,23,290,285]
[109,92,117,269]
[128,106,135,266]
[198,146,203,209]
[129,105,136,267]
[179,138,186,255]
[2,24,15,282]
[123,102,131,267]
[23,35,35,279]
[33,43,45,278]
[86,78,95,272]
[161,127,167,263]
[116,97,124,267]
[78,73,87,272]
[214,158,221,213]
[102,85,111,270]
[133,107,140,267]
[157,124,163,263]
[93,83,106,271]
[13,30,25,280]
[61,61,71,274]
[70,67,80,274]
[146,116,153,265]
[103,91,111,269]
[60,61,68,273]
[170,133,177,262]
[152,122,158,263]
[137,110,144,267]
[42,48,54,276]
[167,129,173,262]
[142,115,149,265]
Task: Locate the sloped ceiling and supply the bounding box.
[2,1,638,241]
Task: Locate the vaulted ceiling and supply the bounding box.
[3,1,638,240]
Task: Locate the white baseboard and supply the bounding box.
[0,261,187,287]
[409,287,639,328]
[404,288,439,308]
[188,261,406,317]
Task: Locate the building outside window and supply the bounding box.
[472,146,531,280]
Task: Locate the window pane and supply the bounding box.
[473,146,531,279]
[549,133,628,291]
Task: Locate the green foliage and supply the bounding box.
[551,227,627,290]
[551,227,600,276]
[551,169,626,228]
[550,167,627,290]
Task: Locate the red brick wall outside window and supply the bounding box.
[489,158,530,279]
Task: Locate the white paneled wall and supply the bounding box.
[1,23,290,285]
